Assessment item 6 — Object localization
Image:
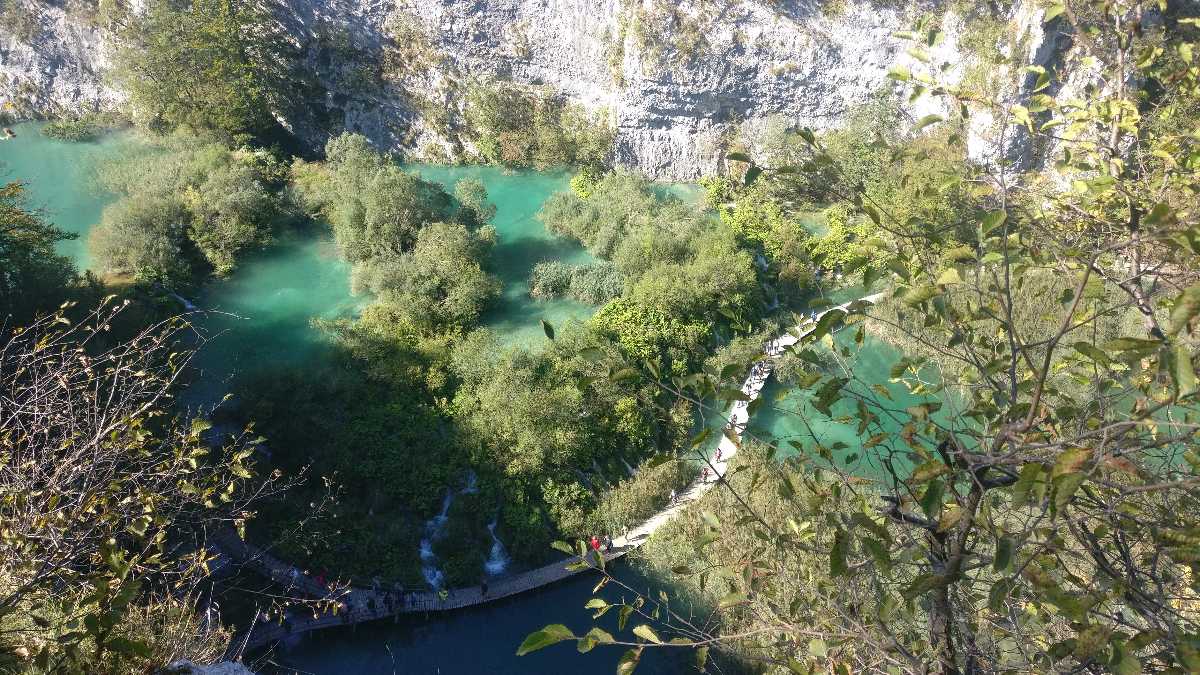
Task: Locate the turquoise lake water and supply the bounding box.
[3,123,890,674]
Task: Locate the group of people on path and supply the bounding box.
[589,534,614,554]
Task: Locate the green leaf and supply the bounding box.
[577,627,614,653]
[808,638,828,658]
[1172,344,1198,397]
[921,479,945,519]
[617,648,642,675]
[888,65,911,81]
[541,320,555,340]
[936,268,962,285]
[726,152,751,163]
[551,540,575,555]
[911,461,949,482]
[993,536,1015,572]
[902,574,944,600]
[1010,104,1032,128]
[611,368,641,382]
[1104,337,1163,353]
[744,165,763,186]
[1073,341,1111,366]
[807,308,845,341]
[903,285,942,307]
[104,637,152,658]
[1168,284,1200,336]
[913,114,943,132]
[1052,448,1091,478]
[981,210,1007,235]
[516,624,576,655]
[1053,473,1086,511]
[1044,3,1065,21]
[632,624,662,644]
[719,591,747,608]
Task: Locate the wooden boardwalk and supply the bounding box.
[223,294,883,657]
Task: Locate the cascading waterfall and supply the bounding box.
[419,490,454,589]
[419,472,480,589]
[166,289,198,311]
[484,517,511,576]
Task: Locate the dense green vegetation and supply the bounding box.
[0,183,78,325]
[527,4,1200,674]
[238,134,726,584]
[463,82,614,170]
[112,0,301,141]
[89,135,288,285]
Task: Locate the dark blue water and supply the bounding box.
[264,566,695,675]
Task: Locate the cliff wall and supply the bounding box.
[0,0,1058,178]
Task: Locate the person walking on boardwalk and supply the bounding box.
[590,535,601,553]
[669,488,677,504]
[603,535,613,552]
[438,588,449,603]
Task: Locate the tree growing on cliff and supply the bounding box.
[113,0,300,141]
[522,3,1200,673]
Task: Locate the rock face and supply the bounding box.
[0,0,1064,179]
[0,2,121,117]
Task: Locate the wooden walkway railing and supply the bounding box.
[222,293,883,657]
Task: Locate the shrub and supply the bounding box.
[41,117,102,142]
[530,261,623,305]
[529,260,574,300]
[464,82,613,169]
[90,137,281,282]
[591,459,697,536]
[568,261,623,305]
[89,194,189,282]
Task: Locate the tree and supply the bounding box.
[525,3,1200,673]
[0,301,284,671]
[354,221,501,330]
[296,133,451,264]
[90,138,280,283]
[0,183,77,325]
[453,177,498,228]
[113,0,300,140]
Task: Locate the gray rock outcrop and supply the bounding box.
[0,0,1065,179]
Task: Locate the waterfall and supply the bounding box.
[166,289,198,311]
[419,472,480,589]
[484,516,511,576]
[419,490,453,589]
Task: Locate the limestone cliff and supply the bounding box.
[0,0,1063,179]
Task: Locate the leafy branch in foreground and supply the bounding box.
[524,2,1200,673]
[0,300,291,672]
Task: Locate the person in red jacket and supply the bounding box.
[590,535,601,553]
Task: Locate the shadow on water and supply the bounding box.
[262,562,709,675]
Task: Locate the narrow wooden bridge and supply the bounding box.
[223,293,883,657]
